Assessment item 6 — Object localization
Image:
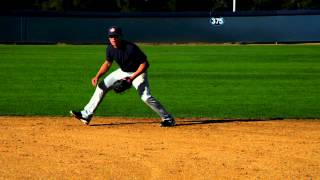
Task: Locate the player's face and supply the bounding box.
[109,35,121,48]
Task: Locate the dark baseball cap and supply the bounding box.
[107,26,122,37]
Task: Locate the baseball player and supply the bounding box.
[70,26,175,127]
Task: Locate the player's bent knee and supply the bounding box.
[141,94,152,102]
[98,81,108,91]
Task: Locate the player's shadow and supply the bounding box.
[176,118,283,126]
[89,118,283,127]
[89,121,157,127]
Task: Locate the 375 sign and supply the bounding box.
[210,17,225,26]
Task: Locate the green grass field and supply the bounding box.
[0,44,319,119]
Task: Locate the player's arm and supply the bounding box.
[128,60,149,82]
[91,60,112,87]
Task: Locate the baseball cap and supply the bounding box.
[107,26,122,37]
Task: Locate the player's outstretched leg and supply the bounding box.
[132,73,175,127]
[70,86,105,125]
[144,96,176,127]
[70,69,127,125]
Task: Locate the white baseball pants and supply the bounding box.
[81,68,172,120]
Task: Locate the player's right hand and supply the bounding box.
[91,76,99,87]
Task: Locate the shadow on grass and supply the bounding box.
[89,118,284,127]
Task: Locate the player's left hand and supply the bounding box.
[113,77,132,93]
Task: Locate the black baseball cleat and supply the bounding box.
[70,110,92,125]
[160,118,176,127]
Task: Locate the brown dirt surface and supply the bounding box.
[0,116,319,179]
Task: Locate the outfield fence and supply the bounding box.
[1,10,320,43]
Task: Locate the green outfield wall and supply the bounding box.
[1,12,319,43]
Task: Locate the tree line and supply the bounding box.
[2,0,320,12]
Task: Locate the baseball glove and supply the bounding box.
[113,77,132,93]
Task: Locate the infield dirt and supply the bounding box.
[0,116,319,179]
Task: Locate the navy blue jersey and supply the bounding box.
[106,40,147,72]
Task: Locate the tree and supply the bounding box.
[282,0,314,9]
[1,0,320,12]
[35,0,64,11]
[210,0,230,11]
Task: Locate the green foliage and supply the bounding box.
[116,0,136,12]
[3,0,320,12]
[39,0,64,11]
[0,44,320,119]
[282,0,314,9]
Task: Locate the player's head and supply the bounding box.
[107,26,122,37]
[107,26,122,48]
